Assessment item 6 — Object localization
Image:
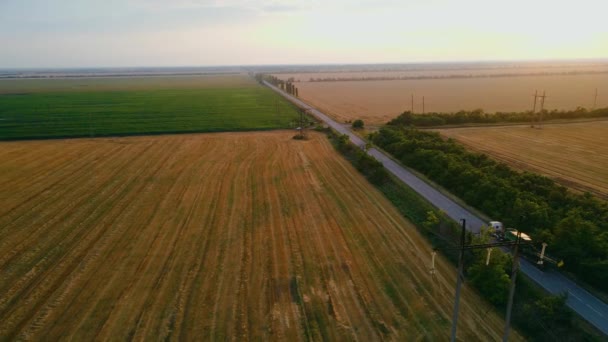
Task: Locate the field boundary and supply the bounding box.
[0,126,291,142]
[424,116,608,130]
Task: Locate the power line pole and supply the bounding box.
[438,226,539,341]
[422,96,426,114]
[411,93,414,113]
[538,90,547,129]
[531,90,538,128]
[450,219,467,342]
[593,88,598,110]
[503,231,523,342]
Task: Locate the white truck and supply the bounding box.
[488,221,504,239]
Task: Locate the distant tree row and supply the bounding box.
[255,74,299,97]
[370,126,608,292]
[388,107,608,127]
[307,70,608,82]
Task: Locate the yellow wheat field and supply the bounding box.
[0,131,518,340]
[438,121,608,198]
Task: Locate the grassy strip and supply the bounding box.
[322,127,604,341]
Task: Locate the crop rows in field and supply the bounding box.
[0,75,299,140]
[438,121,608,198]
[0,131,515,340]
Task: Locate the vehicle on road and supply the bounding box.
[489,220,504,239]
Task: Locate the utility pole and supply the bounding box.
[296,109,307,139]
[531,90,538,128]
[422,96,426,114]
[593,88,598,110]
[450,219,467,342]
[538,90,547,129]
[503,231,523,342]
[438,225,538,341]
[411,93,414,113]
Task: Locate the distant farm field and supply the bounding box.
[438,121,608,198]
[279,74,608,125]
[0,131,514,340]
[0,75,298,139]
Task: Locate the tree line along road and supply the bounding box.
[263,80,608,336]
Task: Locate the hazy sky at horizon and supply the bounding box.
[1,0,607,68]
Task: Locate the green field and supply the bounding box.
[0,75,300,139]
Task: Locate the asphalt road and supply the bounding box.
[265,80,608,336]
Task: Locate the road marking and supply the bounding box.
[586,304,604,317]
[569,291,583,302]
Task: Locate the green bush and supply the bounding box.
[352,119,364,129]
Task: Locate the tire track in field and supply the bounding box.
[208,138,258,340]
[127,138,223,340]
[0,141,83,193]
[167,141,231,341]
[304,153,390,340]
[22,141,179,340]
[51,137,185,340]
[283,148,353,341]
[55,138,186,339]
[0,139,172,339]
[264,142,308,341]
[86,139,196,339]
[0,141,123,241]
[0,140,122,216]
[0,141,141,307]
[0,143,127,274]
[0,141,147,288]
[178,156,238,338]
[172,143,237,339]
[302,166,376,341]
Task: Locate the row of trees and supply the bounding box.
[255,74,299,97]
[370,126,608,291]
[308,70,608,82]
[389,107,608,127]
[326,128,595,340]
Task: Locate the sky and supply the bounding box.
[1,0,607,68]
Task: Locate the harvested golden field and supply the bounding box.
[0,131,516,340]
[285,74,608,125]
[438,121,608,198]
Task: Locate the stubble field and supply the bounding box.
[278,74,607,125]
[0,131,514,340]
[438,121,608,198]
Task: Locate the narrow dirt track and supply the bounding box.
[0,131,517,340]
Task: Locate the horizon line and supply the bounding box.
[2,57,608,71]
